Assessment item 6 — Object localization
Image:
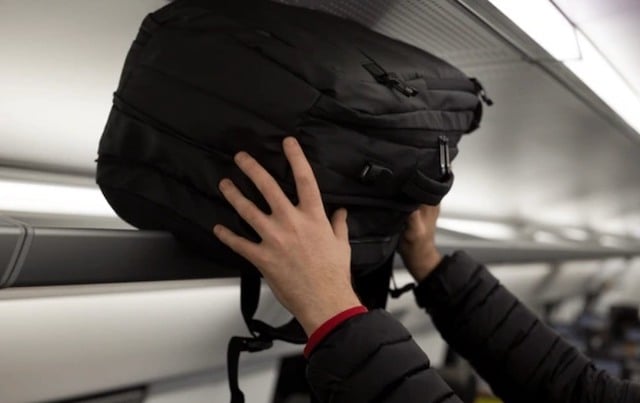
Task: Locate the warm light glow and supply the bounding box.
[489,0,640,135]
[437,218,519,240]
[488,0,580,61]
[0,180,116,217]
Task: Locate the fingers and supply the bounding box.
[282,137,323,212]
[233,151,292,215]
[219,178,270,234]
[331,208,349,241]
[418,204,440,217]
[407,208,422,225]
[213,224,263,264]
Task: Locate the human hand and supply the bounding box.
[212,137,361,336]
[398,205,443,282]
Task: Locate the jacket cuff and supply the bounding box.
[304,305,368,358]
[413,251,481,309]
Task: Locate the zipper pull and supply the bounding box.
[385,72,419,97]
[438,135,451,177]
[470,78,493,106]
[363,62,419,97]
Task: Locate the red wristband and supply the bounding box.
[303,305,368,358]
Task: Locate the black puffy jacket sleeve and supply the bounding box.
[414,251,640,403]
[306,251,640,403]
[306,309,462,402]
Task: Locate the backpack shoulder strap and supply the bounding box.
[227,269,307,403]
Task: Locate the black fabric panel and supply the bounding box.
[307,310,414,369]
[335,340,431,402]
[415,251,640,403]
[401,171,454,206]
[154,0,478,117]
[116,67,300,167]
[306,310,460,403]
[273,354,314,403]
[352,253,394,307]
[99,109,236,202]
[381,370,463,403]
[626,382,640,402]
[296,117,446,200]
[97,172,252,269]
[413,252,483,309]
[135,29,319,131]
[310,95,477,131]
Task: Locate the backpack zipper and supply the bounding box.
[438,135,451,176]
[362,60,493,109]
[112,95,232,162]
[362,61,419,97]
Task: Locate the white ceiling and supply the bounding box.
[1,0,639,238]
[554,0,640,96]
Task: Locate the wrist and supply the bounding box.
[303,305,368,358]
[408,245,442,283]
[298,292,362,336]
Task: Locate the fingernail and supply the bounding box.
[212,225,221,236]
[284,137,297,146]
[218,178,231,190]
[234,151,248,163]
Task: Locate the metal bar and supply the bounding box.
[0,218,636,288]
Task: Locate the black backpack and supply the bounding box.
[96,1,490,401]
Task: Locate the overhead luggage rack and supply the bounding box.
[0,215,637,289]
[432,239,639,266]
[0,215,236,288]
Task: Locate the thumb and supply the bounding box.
[331,208,348,240]
[404,209,422,231]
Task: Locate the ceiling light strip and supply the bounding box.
[488,0,640,134]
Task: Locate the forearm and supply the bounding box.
[414,252,638,403]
